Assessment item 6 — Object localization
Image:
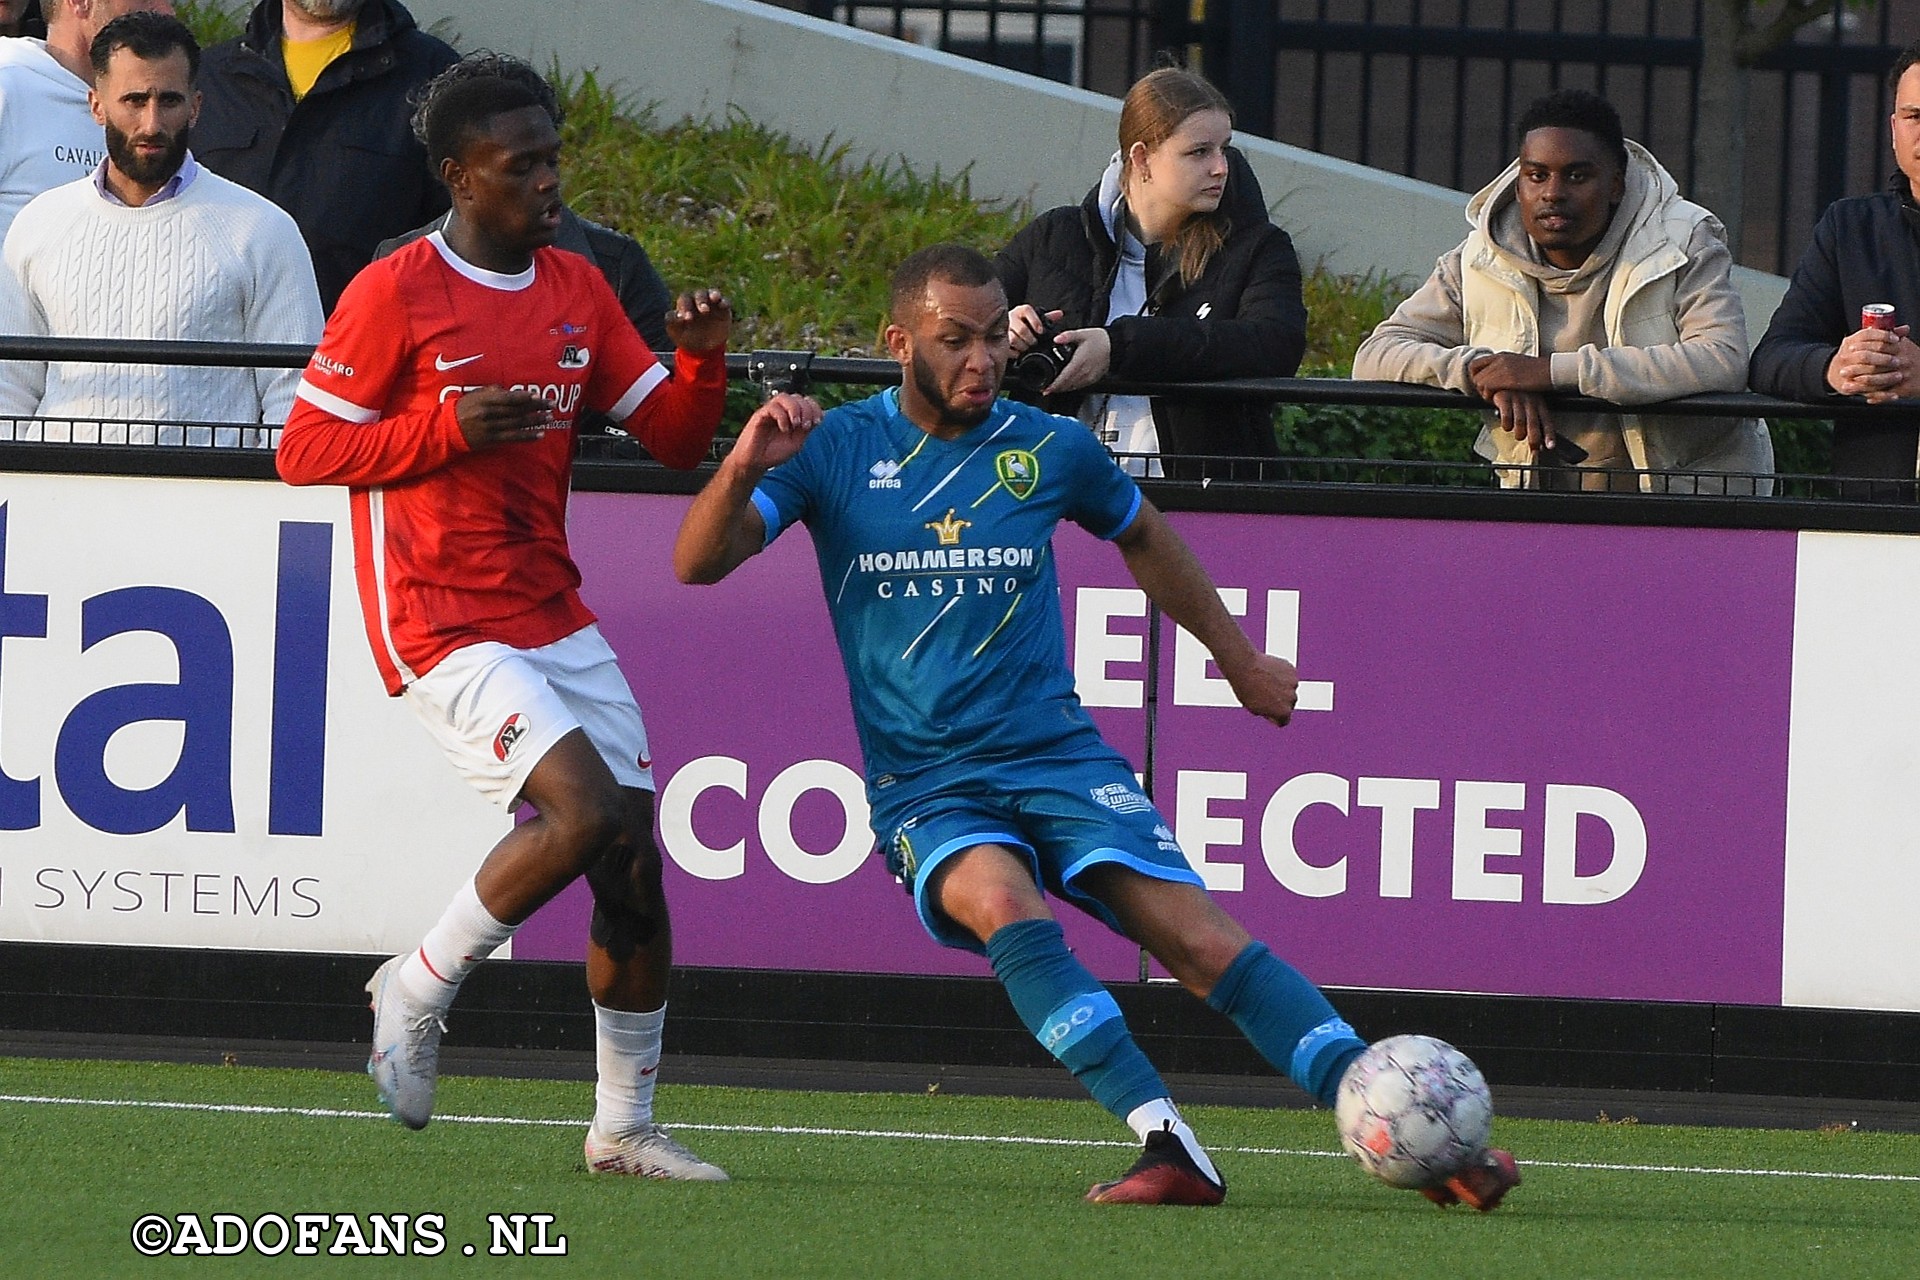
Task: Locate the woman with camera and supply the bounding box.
[996,67,1307,479]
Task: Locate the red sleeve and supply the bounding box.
[276,264,471,487]
[586,273,727,470]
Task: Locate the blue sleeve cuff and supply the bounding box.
[1093,487,1142,542]
[749,488,783,548]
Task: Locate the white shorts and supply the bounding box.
[401,625,654,810]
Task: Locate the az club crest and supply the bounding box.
[995,449,1040,499]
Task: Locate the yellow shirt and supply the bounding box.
[283,23,355,101]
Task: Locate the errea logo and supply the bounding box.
[868,459,902,489]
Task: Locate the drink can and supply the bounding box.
[1862,303,1898,331]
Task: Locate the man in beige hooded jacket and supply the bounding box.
[1354,88,1770,494]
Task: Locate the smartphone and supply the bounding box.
[1539,437,1588,465]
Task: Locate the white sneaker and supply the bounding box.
[585,1122,729,1181]
[365,954,446,1130]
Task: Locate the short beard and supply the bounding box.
[286,0,367,20]
[104,121,189,190]
[910,348,993,431]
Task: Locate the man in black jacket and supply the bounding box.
[1750,40,1920,491]
[191,0,458,310]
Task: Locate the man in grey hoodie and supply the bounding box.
[1353,89,1769,494]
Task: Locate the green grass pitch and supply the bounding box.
[2,1056,1916,1278]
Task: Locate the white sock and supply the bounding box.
[1125,1098,1221,1186]
[397,878,516,1014]
[593,1001,666,1138]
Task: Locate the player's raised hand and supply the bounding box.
[1223,651,1299,728]
[730,393,823,472]
[666,288,733,352]
[455,386,554,449]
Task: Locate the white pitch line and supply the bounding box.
[3,1094,1918,1184]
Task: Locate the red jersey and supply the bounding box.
[279,234,725,694]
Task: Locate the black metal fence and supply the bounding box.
[769,1,1916,277]
[5,334,1918,507]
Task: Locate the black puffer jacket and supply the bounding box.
[995,146,1306,478]
[193,0,460,311]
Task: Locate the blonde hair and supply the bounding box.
[1119,68,1235,288]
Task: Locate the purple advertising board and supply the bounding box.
[517,492,1798,1004]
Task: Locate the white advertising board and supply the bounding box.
[0,474,509,954]
[1782,530,1920,1012]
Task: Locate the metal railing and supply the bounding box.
[0,333,1912,505]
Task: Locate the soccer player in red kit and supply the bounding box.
[279,62,786,1179]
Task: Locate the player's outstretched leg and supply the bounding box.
[580,793,727,1181]
[1204,941,1523,1209]
[985,918,1223,1205]
[367,877,513,1128]
[1203,941,1368,1109]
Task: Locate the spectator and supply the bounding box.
[0,0,173,247]
[995,67,1306,480]
[192,0,458,310]
[1750,41,1920,496]
[1354,88,1769,494]
[0,12,322,444]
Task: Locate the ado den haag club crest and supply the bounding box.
[995,449,1039,499]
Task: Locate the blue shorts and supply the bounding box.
[874,748,1203,953]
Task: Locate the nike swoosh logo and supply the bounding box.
[434,352,484,371]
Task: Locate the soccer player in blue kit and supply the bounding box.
[675,245,1518,1208]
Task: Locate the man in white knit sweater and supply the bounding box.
[0,11,321,446]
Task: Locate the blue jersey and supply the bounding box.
[753,389,1141,788]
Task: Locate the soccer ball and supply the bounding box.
[1335,1035,1493,1189]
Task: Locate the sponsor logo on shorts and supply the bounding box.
[1089,782,1152,815]
[890,823,919,885]
[493,713,530,762]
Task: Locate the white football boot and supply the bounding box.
[584,1123,729,1181]
[365,954,446,1130]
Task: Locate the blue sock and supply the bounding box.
[985,918,1169,1120]
[1206,941,1366,1108]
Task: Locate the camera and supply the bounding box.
[1006,324,1073,393]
